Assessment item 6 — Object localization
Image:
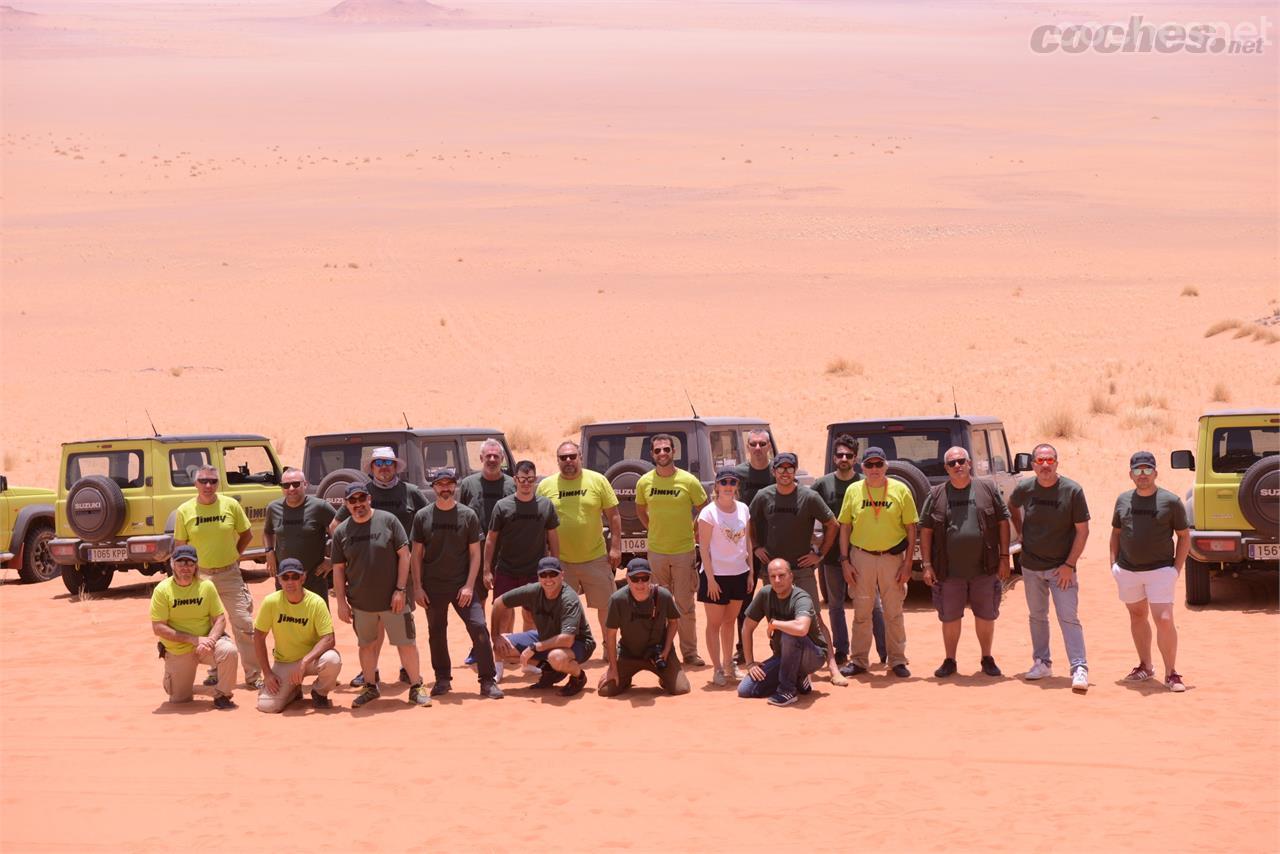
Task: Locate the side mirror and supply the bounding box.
[1170,450,1194,471]
[1013,453,1033,473]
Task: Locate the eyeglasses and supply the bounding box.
[345,495,370,504]
[279,572,304,580]
[748,441,770,448]
[1034,457,1057,464]
[774,465,795,473]
[537,571,560,579]
[1131,466,1155,476]
[196,478,219,485]
[628,574,651,583]
[862,461,886,469]
[834,452,856,459]
[515,476,537,484]
[945,459,969,468]
[557,454,579,461]
[371,459,397,468]
[281,482,304,490]
[716,478,739,485]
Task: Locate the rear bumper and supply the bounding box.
[49,534,174,566]
[1189,531,1279,564]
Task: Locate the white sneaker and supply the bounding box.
[522,664,543,676]
[494,661,504,682]
[712,668,727,686]
[1025,659,1053,680]
[1071,667,1089,693]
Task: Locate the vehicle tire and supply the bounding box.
[884,460,930,512]
[604,459,654,524]
[1185,557,1211,606]
[82,565,115,593]
[18,523,59,583]
[61,564,84,595]
[1238,455,1279,533]
[65,475,127,542]
[315,468,367,511]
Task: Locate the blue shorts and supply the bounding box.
[506,630,591,664]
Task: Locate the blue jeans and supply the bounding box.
[507,630,591,664]
[738,634,825,697]
[821,564,885,661]
[1022,568,1087,670]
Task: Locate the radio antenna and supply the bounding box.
[683,388,699,419]
[402,411,413,429]
[145,409,161,437]
[951,386,959,418]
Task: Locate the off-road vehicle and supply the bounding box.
[302,427,514,508]
[0,476,58,583]
[579,417,806,565]
[1170,408,1279,605]
[49,434,283,594]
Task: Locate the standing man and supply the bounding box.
[456,437,515,666]
[1008,443,1090,692]
[331,482,430,708]
[538,440,622,642]
[174,463,261,688]
[490,557,595,696]
[485,460,560,654]
[412,468,503,700]
[738,559,827,706]
[150,545,238,709]
[919,447,1011,678]
[598,558,689,697]
[333,447,428,687]
[265,467,336,606]
[252,558,342,712]
[733,428,775,661]
[749,452,846,685]
[636,433,708,666]
[837,446,918,679]
[1110,452,1190,692]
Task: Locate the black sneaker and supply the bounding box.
[430,680,452,697]
[980,656,1002,677]
[891,664,911,678]
[934,658,957,678]
[352,684,381,708]
[767,690,798,707]
[533,666,567,689]
[213,694,236,710]
[203,671,219,687]
[399,667,411,684]
[479,680,505,699]
[839,662,867,677]
[310,690,332,709]
[559,671,587,697]
[798,675,813,695]
[350,670,379,688]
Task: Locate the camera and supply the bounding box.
[647,645,668,671]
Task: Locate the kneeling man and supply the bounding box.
[150,545,238,710]
[599,558,690,697]
[491,557,595,697]
[254,558,342,712]
[739,559,826,706]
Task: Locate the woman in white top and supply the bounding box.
[696,467,754,686]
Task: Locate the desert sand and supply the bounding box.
[1,0,1277,850]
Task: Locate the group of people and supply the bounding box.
[149,433,1193,711]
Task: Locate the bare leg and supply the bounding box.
[941,619,962,659]
[359,642,379,685]
[974,617,994,658]
[1125,600,1153,669]
[396,644,422,685]
[704,603,726,670]
[1149,603,1178,676]
[545,648,582,677]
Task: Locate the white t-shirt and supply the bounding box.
[697,501,751,576]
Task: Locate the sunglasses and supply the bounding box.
[196,478,219,485]
[862,460,886,469]
[281,481,305,490]
[279,572,304,580]
[945,459,969,468]
[172,558,197,566]
[1034,457,1057,464]
[515,476,537,484]
[748,441,770,448]
[652,447,673,455]
[537,571,561,579]
[834,452,856,459]
[774,465,796,472]
[345,495,370,504]
[1131,466,1155,476]
[628,574,651,583]
[557,454,579,461]
[716,478,739,486]
[371,459,397,468]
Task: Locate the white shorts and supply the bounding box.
[1112,564,1177,605]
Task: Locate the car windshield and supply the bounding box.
[585,431,690,472]
[837,430,953,478]
[1211,425,1279,473]
[306,441,398,483]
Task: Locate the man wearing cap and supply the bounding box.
[738,559,827,706]
[636,433,709,666]
[173,463,261,688]
[920,447,1011,678]
[149,545,238,710]
[490,557,595,697]
[252,558,342,712]
[485,460,560,646]
[733,428,775,662]
[837,446,919,679]
[749,452,846,685]
[537,440,622,642]
[331,482,430,708]
[1110,452,1190,692]
[598,558,689,697]
[412,468,503,700]
[265,467,337,607]
[332,446,428,687]
[1008,443,1091,692]
[457,439,515,663]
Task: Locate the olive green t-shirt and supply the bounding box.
[411,503,481,596]
[748,485,834,571]
[744,585,826,656]
[1008,476,1090,571]
[1112,488,1188,571]
[813,472,859,566]
[331,510,409,612]
[606,586,679,658]
[265,495,336,573]
[941,484,985,579]
[489,495,559,574]
[457,472,515,532]
[335,480,429,534]
[500,582,596,655]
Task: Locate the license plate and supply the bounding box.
[621,537,647,553]
[89,547,128,562]
[1248,543,1280,559]
[912,544,922,561]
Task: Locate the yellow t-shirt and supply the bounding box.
[537,470,619,563]
[174,494,251,567]
[149,576,225,655]
[636,468,707,555]
[837,479,920,552]
[253,589,334,664]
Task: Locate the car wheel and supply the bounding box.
[82,565,115,593]
[603,459,654,526]
[315,468,368,511]
[884,460,930,514]
[65,475,127,541]
[18,523,58,583]
[1238,455,1279,533]
[1185,557,1211,607]
[60,564,85,595]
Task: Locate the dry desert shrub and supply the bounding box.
[506,425,541,452]
[567,415,596,434]
[1121,406,1176,439]
[1204,319,1241,337]
[1232,323,1256,339]
[1211,382,1231,403]
[169,366,184,377]
[825,357,864,377]
[1135,392,1168,409]
[1180,285,1199,297]
[1089,391,1117,415]
[1038,408,1081,439]
[1252,326,1280,344]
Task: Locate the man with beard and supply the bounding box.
[265,467,336,606]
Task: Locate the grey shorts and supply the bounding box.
[353,608,417,646]
[932,574,1002,622]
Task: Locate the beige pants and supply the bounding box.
[163,637,238,702]
[850,549,908,668]
[256,649,342,713]
[201,563,261,683]
[649,550,698,659]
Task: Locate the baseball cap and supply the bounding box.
[1129,451,1157,470]
[771,452,798,469]
[276,557,305,577]
[429,467,458,484]
[861,446,887,463]
[171,545,198,562]
[714,466,740,482]
[344,482,371,498]
[536,557,563,575]
[626,557,652,576]
[366,446,406,474]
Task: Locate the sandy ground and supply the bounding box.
[1,0,1277,850]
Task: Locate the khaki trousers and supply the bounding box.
[201,563,261,683]
[163,637,238,702]
[850,550,908,668]
[648,550,698,659]
[256,649,342,713]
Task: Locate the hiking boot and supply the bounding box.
[1071,666,1089,693]
[533,666,567,689]
[559,671,587,697]
[350,670,380,688]
[407,683,431,707]
[480,680,505,699]
[310,690,332,709]
[212,694,236,710]
[1024,660,1052,680]
[683,653,706,667]
[980,656,1002,677]
[767,690,798,707]
[399,667,411,684]
[430,680,452,697]
[1165,672,1187,693]
[839,662,867,677]
[891,664,911,678]
[934,658,957,678]
[352,684,381,708]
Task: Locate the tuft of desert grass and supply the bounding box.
[169,366,184,377]
[1121,407,1175,439]
[1135,392,1168,409]
[1232,323,1256,339]
[1205,319,1241,337]
[1253,326,1280,344]
[1180,285,1199,297]
[825,357,864,377]
[1038,408,1081,439]
[506,425,541,452]
[1089,391,1117,415]
[1210,382,1230,403]
[567,415,596,435]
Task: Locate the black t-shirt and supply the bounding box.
[411,503,482,595]
[812,473,859,565]
[457,472,516,532]
[331,510,408,612]
[489,494,559,574]
[606,586,680,658]
[748,485,834,567]
[336,480,429,534]
[500,582,596,655]
[734,462,776,508]
[265,495,336,572]
[744,585,826,656]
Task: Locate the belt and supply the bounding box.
[855,547,892,556]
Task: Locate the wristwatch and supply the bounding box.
[395,587,406,593]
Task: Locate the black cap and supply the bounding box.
[171,545,198,562]
[276,558,305,577]
[626,557,652,576]
[429,467,458,484]
[771,452,798,469]
[344,482,370,498]
[1129,451,1157,469]
[536,557,562,574]
[714,466,740,482]
[861,446,887,463]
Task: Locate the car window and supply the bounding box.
[422,441,458,472]
[305,442,395,482]
[465,439,510,473]
[987,428,1009,473]
[169,448,212,487]
[837,430,952,477]
[970,430,992,476]
[223,445,278,485]
[710,430,740,468]
[66,450,144,489]
[585,432,689,472]
[1211,426,1279,473]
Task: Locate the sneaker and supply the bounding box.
[839,662,867,677]
[980,656,1002,677]
[559,671,587,697]
[767,690,798,707]
[352,684,381,708]
[798,675,813,695]
[479,680,505,699]
[407,683,431,707]
[934,658,957,678]
[430,680,452,697]
[1025,660,1053,680]
[310,690,332,709]
[495,661,505,682]
[464,651,477,666]
[1165,672,1187,693]
[203,671,218,687]
[683,653,706,667]
[730,664,744,681]
[522,664,544,676]
[350,670,380,688]
[1071,667,1089,694]
[212,694,236,710]
[1124,664,1154,682]
[249,677,265,691]
[533,666,567,689]
[891,664,911,678]
[712,668,727,687]
[399,667,411,684]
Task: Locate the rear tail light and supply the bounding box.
[1199,539,1236,552]
[129,542,159,555]
[51,544,76,559]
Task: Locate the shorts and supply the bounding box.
[353,608,417,646]
[563,556,617,609]
[506,630,592,664]
[931,574,1002,622]
[697,570,750,604]
[1112,564,1177,605]
[493,571,538,598]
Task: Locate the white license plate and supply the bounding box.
[913,544,922,561]
[621,537,647,553]
[1248,543,1280,560]
[89,547,128,562]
